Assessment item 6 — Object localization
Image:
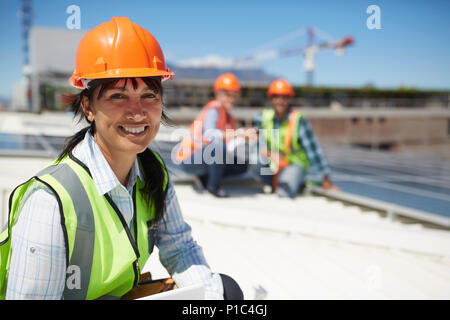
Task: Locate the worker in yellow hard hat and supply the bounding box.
[252,78,339,198]
[174,73,257,198]
[1,17,242,300]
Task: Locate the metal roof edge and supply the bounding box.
[307,186,450,229]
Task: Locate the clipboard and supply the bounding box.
[136,283,205,300]
[121,273,205,300]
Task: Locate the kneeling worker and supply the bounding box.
[253,78,339,198]
[175,73,257,198]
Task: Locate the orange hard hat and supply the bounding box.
[267,78,295,97]
[213,73,241,92]
[70,17,174,89]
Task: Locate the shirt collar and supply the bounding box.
[274,106,293,123]
[72,130,144,195]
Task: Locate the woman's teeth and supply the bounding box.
[122,126,146,134]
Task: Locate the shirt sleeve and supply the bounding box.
[202,108,224,142]
[154,180,224,300]
[6,183,66,300]
[298,116,331,177]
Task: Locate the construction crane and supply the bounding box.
[17,0,33,110]
[302,27,353,86]
[232,26,354,86]
[17,0,33,75]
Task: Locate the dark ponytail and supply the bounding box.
[59,77,172,223]
[137,148,168,224]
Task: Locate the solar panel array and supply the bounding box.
[0,133,66,157]
[323,144,450,218]
[0,133,448,219]
[153,140,450,219]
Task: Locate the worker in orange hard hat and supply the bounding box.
[174,72,257,198]
[3,17,243,300]
[252,78,339,198]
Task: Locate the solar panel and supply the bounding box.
[1,133,447,220]
[0,133,65,157]
[320,144,450,218]
[152,140,450,219]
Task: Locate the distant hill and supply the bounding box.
[167,63,277,83]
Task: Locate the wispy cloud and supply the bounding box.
[175,54,260,69]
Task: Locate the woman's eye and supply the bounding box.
[143,93,156,99]
[110,93,126,99]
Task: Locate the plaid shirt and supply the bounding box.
[254,108,331,176]
[6,131,223,299]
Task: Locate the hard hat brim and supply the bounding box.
[267,92,295,98]
[213,87,241,93]
[70,68,175,89]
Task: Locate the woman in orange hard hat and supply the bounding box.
[2,17,242,300]
[174,73,257,198]
[253,78,339,198]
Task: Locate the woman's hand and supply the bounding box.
[259,149,289,173]
[240,127,259,141]
[223,127,259,142]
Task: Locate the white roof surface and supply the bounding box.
[144,183,450,300]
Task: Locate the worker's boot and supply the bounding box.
[207,187,229,198]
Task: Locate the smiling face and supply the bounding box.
[215,89,238,112]
[81,78,162,159]
[271,95,291,119]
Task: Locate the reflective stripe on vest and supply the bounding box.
[176,100,236,161]
[36,162,96,299]
[0,149,167,300]
[260,108,309,170]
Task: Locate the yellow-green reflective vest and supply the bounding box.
[260,108,310,172]
[0,149,167,300]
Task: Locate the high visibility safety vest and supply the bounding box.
[260,108,309,172]
[176,100,237,162]
[0,149,167,300]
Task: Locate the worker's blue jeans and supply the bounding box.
[178,140,248,190]
[252,160,306,198]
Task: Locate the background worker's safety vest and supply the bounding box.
[0,149,167,300]
[260,108,309,172]
[176,100,237,162]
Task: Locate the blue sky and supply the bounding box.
[0,0,449,98]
